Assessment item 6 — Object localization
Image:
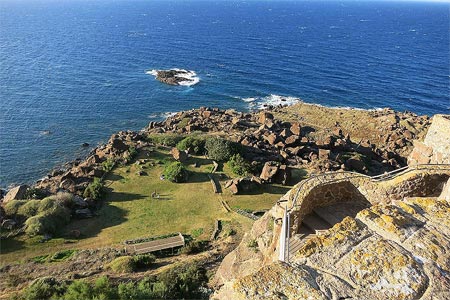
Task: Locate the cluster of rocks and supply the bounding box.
[34,131,148,195]
[151,69,196,86]
[146,107,416,174]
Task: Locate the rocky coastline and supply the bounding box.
[2,102,448,300]
[1,102,432,203]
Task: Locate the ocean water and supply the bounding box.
[0,0,448,188]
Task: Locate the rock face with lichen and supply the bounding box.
[214,177,450,300]
[213,122,450,299]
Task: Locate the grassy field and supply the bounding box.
[1,147,297,264]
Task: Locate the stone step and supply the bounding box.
[302,212,333,232]
[289,234,317,255]
[313,206,344,226]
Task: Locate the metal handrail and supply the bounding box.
[280,163,450,263]
[287,164,450,213]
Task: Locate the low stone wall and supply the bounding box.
[288,166,450,234]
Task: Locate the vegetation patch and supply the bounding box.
[177,136,206,155]
[227,153,252,176]
[83,177,104,200]
[107,254,156,273]
[163,161,188,183]
[148,134,184,147]
[205,137,241,162]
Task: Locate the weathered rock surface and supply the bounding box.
[150,69,197,86]
[2,185,29,202]
[214,195,450,300]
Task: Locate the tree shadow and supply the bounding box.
[184,171,211,183]
[105,173,124,182]
[64,202,128,239]
[105,190,148,202]
[301,126,316,136]
[0,237,25,254]
[233,183,291,196]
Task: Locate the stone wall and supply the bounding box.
[408,114,450,165]
[288,166,450,234]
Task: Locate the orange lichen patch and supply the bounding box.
[347,238,426,299]
[409,198,450,221]
[357,204,421,237]
[397,201,418,216]
[296,217,363,258]
[234,262,327,300]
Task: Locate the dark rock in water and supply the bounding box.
[81,142,90,147]
[148,69,198,86]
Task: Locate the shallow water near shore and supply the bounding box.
[0,0,448,187]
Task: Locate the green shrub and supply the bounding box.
[102,158,116,172]
[247,239,258,251]
[50,192,74,207]
[133,254,156,269]
[22,277,65,300]
[25,205,71,236]
[163,162,188,183]
[223,228,236,237]
[148,134,183,147]
[181,240,208,255]
[17,200,41,218]
[128,146,138,159]
[93,276,118,300]
[3,200,26,216]
[205,137,240,162]
[50,249,76,262]
[83,178,104,200]
[38,197,57,213]
[227,154,252,176]
[157,262,207,299]
[176,136,206,155]
[63,280,92,300]
[24,188,47,200]
[108,256,135,273]
[191,228,204,239]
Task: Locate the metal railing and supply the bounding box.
[279,163,450,263]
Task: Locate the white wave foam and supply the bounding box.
[148,111,177,120]
[239,94,301,109]
[146,68,200,86]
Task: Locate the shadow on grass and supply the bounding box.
[104,189,148,203]
[0,237,25,255]
[65,202,128,239]
[184,171,211,183]
[234,184,291,196]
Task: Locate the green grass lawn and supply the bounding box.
[0,148,300,264]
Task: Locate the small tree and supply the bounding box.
[163,162,188,183]
[176,136,206,155]
[205,137,240,162]
[83,178,104,200]
[227,154,252,176]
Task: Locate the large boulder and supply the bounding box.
[258,111,274,124]
[259,162,279,182]
[3,185,29,202]
[111,138,129,152]
[170,148,188,162]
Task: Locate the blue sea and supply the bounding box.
[0,0,449,188]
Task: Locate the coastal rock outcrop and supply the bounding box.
[2,185,29,202]
[147,69,199,86]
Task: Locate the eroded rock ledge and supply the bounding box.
[214,192,450,300]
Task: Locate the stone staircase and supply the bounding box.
[288,202,369,257]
